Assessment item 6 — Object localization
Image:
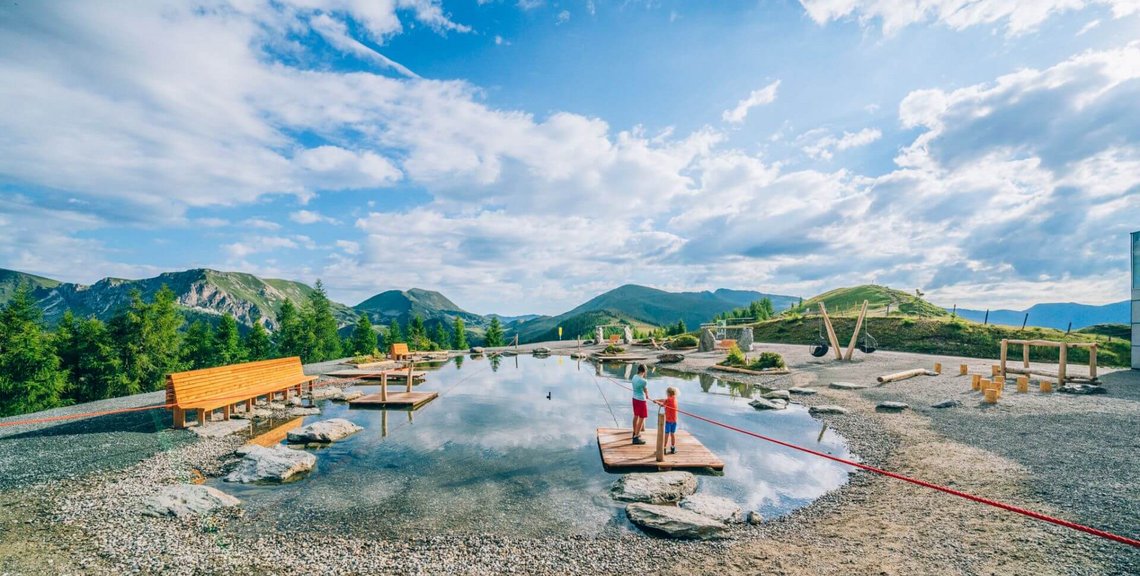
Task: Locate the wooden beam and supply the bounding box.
[1058,343,1067,385]
[844,300,869,361]
[1089,344,1097,380]
[818,303,842,360]
[1000,339,1008,380]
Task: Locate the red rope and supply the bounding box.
[598,373,1140,548]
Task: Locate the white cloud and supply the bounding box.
[242,218,282,231]
[801,127,882,160]
[224,236,300,259]
[290,210,340,225]
[556,10,571,25]
[1077,18,1102,35]
[722,81,781,124]
[799,0,1140,36]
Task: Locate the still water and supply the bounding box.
[215,354,852,538]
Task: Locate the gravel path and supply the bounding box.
[0,346,1137,575]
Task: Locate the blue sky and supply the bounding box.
[1,1,1138,315]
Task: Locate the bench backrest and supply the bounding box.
[390,343,409,358]
[166,357,306,406]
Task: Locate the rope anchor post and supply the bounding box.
[655,407,666,462]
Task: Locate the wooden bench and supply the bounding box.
[608,334,621,345]
[717,339,738,350]
[389,342,410,360]
[166,357,317,429]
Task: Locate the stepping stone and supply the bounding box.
[747,511,763,525]
[808,405,848,415]
[679,494,744,524]
[876,401,909,412]
[829,382,868,390]
[626,503,727,540]
[610,471,697,504]
[286,418,363,443]
[140,485,240,519]
[788,387,817,395]
[225,445,316,483]
[931,399,961,409]
[749,397,787,411]
[762,390,791,400]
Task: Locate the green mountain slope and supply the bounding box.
[0,268,61,306]
[354,287,486,343]
[797,285,949,318]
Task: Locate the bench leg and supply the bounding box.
[284,388,290,402]
[197,409,206,427]
[173,408,186,429]
[245,399,252,412]
[223,404,231,421]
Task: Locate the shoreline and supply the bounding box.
[1,342,1137,574]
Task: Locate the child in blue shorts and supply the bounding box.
[663,386,678,454]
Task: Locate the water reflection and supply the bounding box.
[215,355,851,538]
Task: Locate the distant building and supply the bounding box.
[1134,231,1139,369]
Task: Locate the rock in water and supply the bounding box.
[470,346,484,354]
[309,386,343,400]
[809,405,848,415]
[286,418,363,443]
[1058,384,1107,395]
[679,494,744,524]
[656,353,684,364]
[762,390,791,401]
[328,389,364,402]
[749,398,787,411]
[288,406,321,417]
[699,329,716,352]
[931,399,961,409]
[141,485,241,519]
[788,387,817,395]
[610,471,697,504]
[738,328,754,351]
[625,503,727,540]
[532,347,551,356]
[225,446,316,483]
[829,382,868,390]
[876,401,909,412]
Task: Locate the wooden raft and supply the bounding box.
[349,391,438,409]
[596,428,724,471]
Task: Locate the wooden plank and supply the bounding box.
[844,300,869,361]
[349,391,438,409]
[596,427,724,471]
[818,303,842,360]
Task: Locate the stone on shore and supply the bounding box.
[610,471,697,504]
[738,328,754,352]
[309,386,343,400]
[749,397,787,411]
[286,418,363,443]
[788,387,817,395]
[225,446,316,483]
[328,389,364,402]
[699,329,716,352]
[470,347,484,354]
[532,347,552,355]
[288,406,321,417]
[679,494,744,524]
[931,399,961,409]
[809,405,849,415]
[876,401,909,412]
[656,353,684,364]
[829,382,868,390]
[232,408,272,420]
[762,390,791,400]
[1059,384,1106,395]
[625,503,727,540]
[140,484,241,519]
[747,511,763,525]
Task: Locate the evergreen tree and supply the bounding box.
[484,316,504,347]
[274,299,307,359]
[384,318,404,349]
[108,286,184,394]
[243,314,274,361]
[759,297,774,319]
[181,320,216,369]
[350,314,376,356]
[452,317,467,350]
[433,322,450,350]
[214,315,244,365]
[302,280,341,362]
[407,315,426,351]
[56,313,127,403]
[675,319,687,335]
[0,287,66,416]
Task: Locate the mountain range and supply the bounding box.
[953,301,1129,331]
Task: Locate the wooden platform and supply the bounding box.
[326,369,427,381]
[596,427,724,471]
[349,391,438,409]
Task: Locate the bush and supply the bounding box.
[603,344,625,354]
[723,344,746,366]
[669,334,698,349]
[749,352,785,370]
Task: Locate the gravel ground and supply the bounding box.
[0,345,1137,575]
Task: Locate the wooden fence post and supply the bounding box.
[1058,343,1067,386]
[1000,339,1008,379]
[655,410,666,463]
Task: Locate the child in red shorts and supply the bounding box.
[663,386,678,454]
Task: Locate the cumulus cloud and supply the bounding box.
[800,127,882,160]
[722,81,781,124]
[799,0,1140,36]
[290,210,340,225]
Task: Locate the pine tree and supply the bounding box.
[181,320,217,369]
[677,319,687,335]
[214,315,244,365]
[452,317,467,350]
[407,315,426,351]
[484,316,504,347]
[433,322,450,350]
[145,286,185,389]
[303,279,341,362]
[274,299,307,359]
[243,313,274,361]
[759,297,774,319]
[56,313,127,403]
[350,314,376,356]
[0,287,66,416]
[384,318,404,349]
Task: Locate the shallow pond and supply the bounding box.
[215,355,852,538]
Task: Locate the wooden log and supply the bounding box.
[818,303,842,360]
[984,388,998,404]
[1004,339,1097,349]
[934,362,942,375]
[1017,376,1028,393]
[877,368,938,384]
[1041,380,1053,393]
[1089,344,1097,380]
[991,364,1000,377]
[655,412,666,463]
[844,300,869,361]
[380,372,388,402]
[971,374,981,390]
[1000,339,1008,379]
[980,378,991,392]
[406,363,414,393]
[1058,343,1067,385]
[959,364,968,376]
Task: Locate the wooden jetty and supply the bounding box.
[346,368,437,409]
[596,427,724,471]
[326,368,427,382]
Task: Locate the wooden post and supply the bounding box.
[844,300,869,360]
[1041,380,1053,393]
[1058,343,1067,386]
[380,372,388,401]
[382,410,388,438]
[818,303,842,360]
[991,364,1000,377]
[406,363,414,393]
[655,410,666,463]
[971,374,981,390]
[933,362,942,375]
[1022,343,1030,369]
[1017,376,1028,393]
[980,378,990,392]
[984,388,998,404]
[959,364,968,376]
[999,339,1008,380]
[1089,344,1097,380]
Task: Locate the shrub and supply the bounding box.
[669,334,698,349]
[603,344,625,355]
[900,317,916,327]
[723,344,746,366]
[749,352,785,370]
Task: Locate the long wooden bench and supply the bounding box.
[166,357,317,429]
[389,342,410,360]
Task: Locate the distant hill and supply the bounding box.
[953,301,1129,331]
[797,285,949,318]
[25,268,356,330]
[510,284,798,343]
[0,268,61,306]
[354,288,486,336]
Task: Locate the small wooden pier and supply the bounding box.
[346,367,437,410]
[326,368,427,382]
[596,427,724,472]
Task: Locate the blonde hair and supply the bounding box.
[666,386,678,397]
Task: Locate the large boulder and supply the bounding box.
[140,485,241,519]
[610,471,697,504]
[749,397,787,411]
[738,328,754,352]
[623,326,634,344]
[698,329,716,352]
[679,494,744,524]
[328,389,364,402]
[225,446,316,483]
[470,346,485,354]
[532,347,552,356]
[626,503,727,540]
[1059,384,1107,395]
[288,406,321,417]
[309,386,344,400]
[809,405,849,415]
[286,418,363,443]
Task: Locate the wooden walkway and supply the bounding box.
[326,369,426,381]
[596,427,724,471]
[349,391,438,409]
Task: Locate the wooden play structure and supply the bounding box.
[596,428,724,471]
[999,338,1099,385]
[166,357,317,429]
[811,301,877,360]
[349,362,439,409]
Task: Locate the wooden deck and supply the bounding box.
[326,369,427,381]
[349,391,438,409]
[596,427,724,471]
